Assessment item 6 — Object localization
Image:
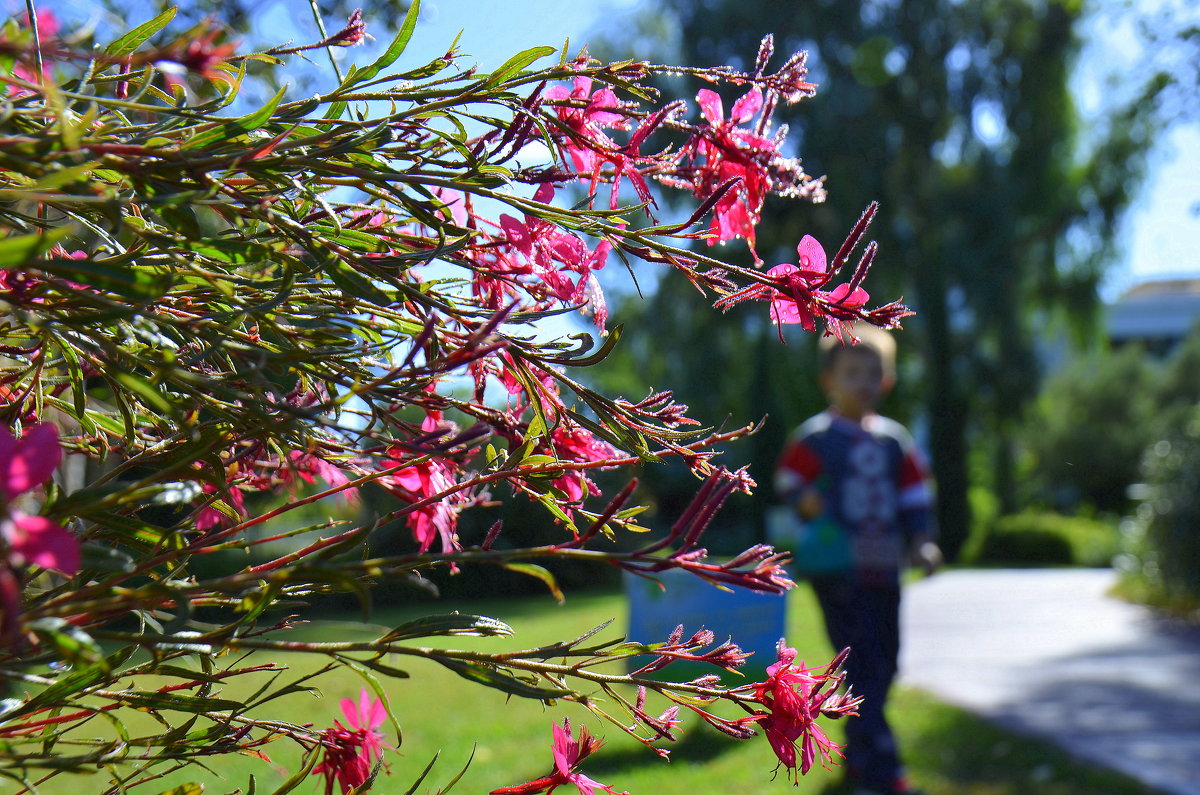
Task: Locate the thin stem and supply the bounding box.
[307,0,344,84]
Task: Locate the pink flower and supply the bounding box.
[751,643,861,782]
[194,474,247,532]
[545,77,629,174]
[283,450,359,504]
[5,10,59,95]
[491,719,626,795]
[0,425,78,576]
[314,688,392,795]
[714,233,875,338]
[549,425,617,505]
[386,456,464,552]
[766,236,869,332]
[470,185,611,330]
[688,87,777,251]
[376,413,472,555]
[545,77,657,211]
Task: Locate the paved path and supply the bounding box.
[899,569,1200,795]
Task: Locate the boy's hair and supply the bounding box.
[818,324,897,378]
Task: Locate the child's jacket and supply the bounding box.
[775,409,934,587]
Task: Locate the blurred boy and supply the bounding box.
[774,327,940,795]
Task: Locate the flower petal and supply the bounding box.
[729,88,763,124]
[341,695,361,728]
[827,283,869,308]
[365,693,387,729]
[550,720,574,776]
[4,424,61,499]
[795,235,827,275]
[7,514,79,575]
[696,88,724,125]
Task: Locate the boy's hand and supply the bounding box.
[795,488,823,520]
[910,539,943,577]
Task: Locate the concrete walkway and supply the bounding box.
[899,569,1200,795]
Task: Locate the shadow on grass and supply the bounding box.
[889,688,1157,795]
[583,722,745,774]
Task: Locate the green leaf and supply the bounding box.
[401,752,443,795]
[181,238,280,264]
[22,646,134,712]
[543,324,624,367]
[516,454,565,478]
[0,227,72,268]
[337,658,405,747]
[269,744,322,795]
[322,100,347,122]
[103,7,177,57]
[501,563,564,604]
[182,85,287,150]
[436,658,572,700]
[111,370,175,415]
[28,619,106,671]
[326,259,392,307]
[154,785,204,795]
[78,542,137,572]
[39,254,170,299]
[379,613,514,643]
[345,656,411,680]
[348,0,420,87]
[483,46,557,88]
[311,225,391,254]
[114,691,243,714]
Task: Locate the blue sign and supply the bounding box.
[624,568,787,681]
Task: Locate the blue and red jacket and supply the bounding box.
[774,409,934,587]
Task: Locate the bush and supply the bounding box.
[1020,347,1156,513]
[970,511,1120,567]
[1119,408,1200,610]
[0,7,899,791]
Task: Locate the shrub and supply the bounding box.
[971,511,1119,567]
[0,5,899,791]
[1020,347,1156,513]
[1119,408,1200,610]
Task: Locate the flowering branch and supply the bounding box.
[0,4,901,791]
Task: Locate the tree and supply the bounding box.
[600,0,1169,559]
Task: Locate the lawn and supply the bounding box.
[16,584,1154,795]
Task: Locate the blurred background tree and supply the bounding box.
[587,0,1190,561]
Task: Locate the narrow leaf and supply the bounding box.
[501,563,564,604]
[484,46,557,88]
[103,8,177,57]
[0,227,73,268]
[269,744,323,795]
[437,658,572,700]
[380,613,514,642]
[183,85,287,150]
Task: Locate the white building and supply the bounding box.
[1107,278,1200,355]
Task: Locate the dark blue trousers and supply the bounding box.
[811,576,902,789]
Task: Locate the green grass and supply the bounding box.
[16,586,1154,795]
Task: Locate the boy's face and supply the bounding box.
[821,347,890,419]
